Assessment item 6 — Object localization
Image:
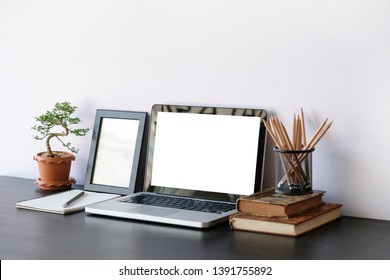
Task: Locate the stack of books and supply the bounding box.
[229,188,342,237]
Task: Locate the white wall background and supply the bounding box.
[1,0,389,220]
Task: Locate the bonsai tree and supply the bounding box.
[32,101,90,158]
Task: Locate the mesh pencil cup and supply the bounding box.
[274,147,314,195]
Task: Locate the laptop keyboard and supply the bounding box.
[120,194,236,214]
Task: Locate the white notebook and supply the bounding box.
[16,189,120,214]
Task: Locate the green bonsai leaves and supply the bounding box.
[32,101,90,157]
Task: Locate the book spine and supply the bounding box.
[237,199,287,217]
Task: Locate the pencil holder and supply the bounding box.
[274,147,314,195]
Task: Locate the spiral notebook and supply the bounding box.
[16,189,120,214]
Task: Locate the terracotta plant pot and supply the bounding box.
[33,151,76,191]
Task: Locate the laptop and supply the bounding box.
[85,104,268,228]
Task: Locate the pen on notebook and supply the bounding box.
[62,191,85,208]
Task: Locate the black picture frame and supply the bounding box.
[84,109,147,195]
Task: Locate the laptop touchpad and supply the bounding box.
[128,206,179,217]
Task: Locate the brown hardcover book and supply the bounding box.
[236,188,325,217]
[230,203,342,237]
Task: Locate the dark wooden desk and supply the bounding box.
[1,175,390,260]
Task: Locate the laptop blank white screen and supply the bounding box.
[150,111,261,196]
